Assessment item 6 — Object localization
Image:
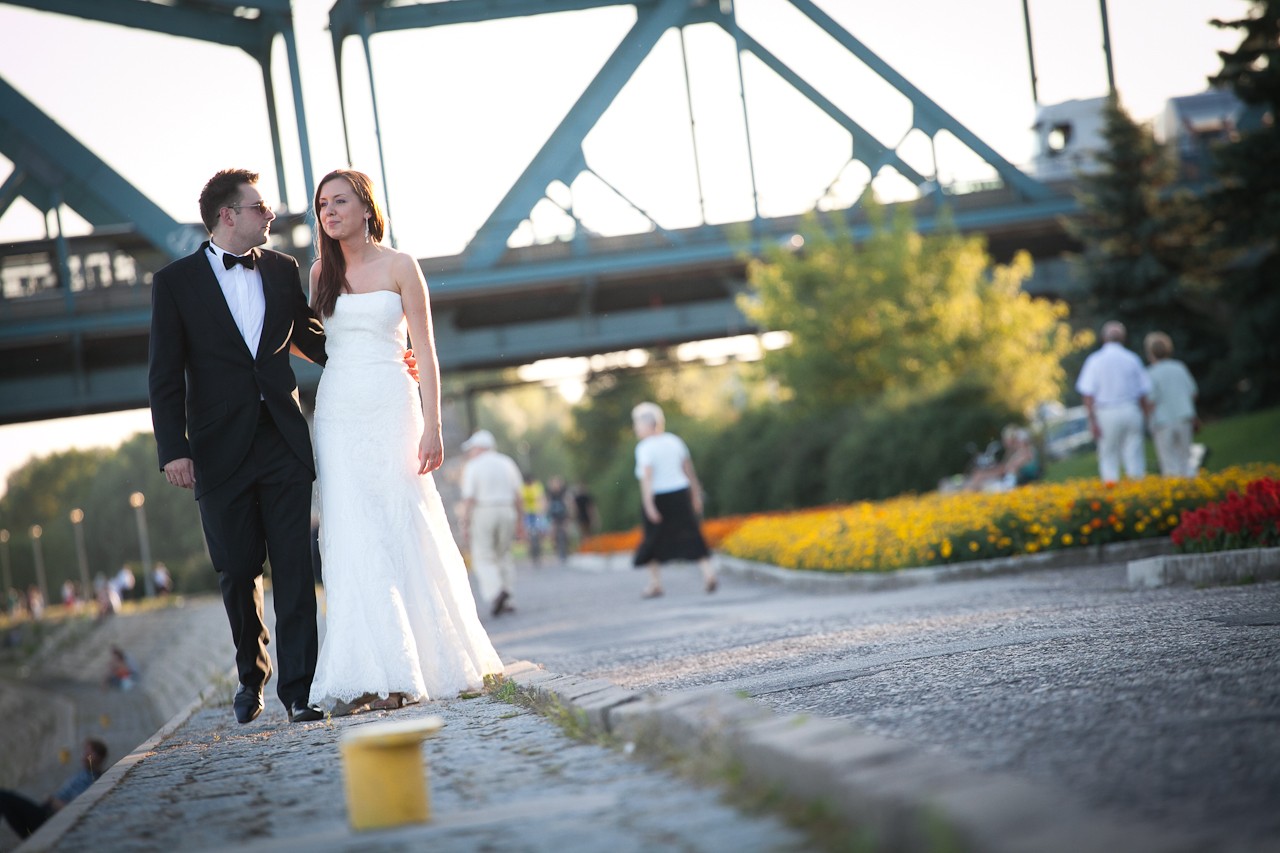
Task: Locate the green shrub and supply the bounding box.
[825,384,1019,503]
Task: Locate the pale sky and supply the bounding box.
[0,0,1246,493]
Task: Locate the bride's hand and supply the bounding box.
[418,430,444,475]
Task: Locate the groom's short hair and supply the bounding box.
[199,168,260,232]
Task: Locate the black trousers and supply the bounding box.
[198,404,317,708]
[0,790,51,838]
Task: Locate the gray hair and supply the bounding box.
[1101,321,1126,344]
[631,401,665,431]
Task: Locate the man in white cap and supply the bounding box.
[459,430,524,616]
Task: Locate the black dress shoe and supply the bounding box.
[491,590,509,617]
[287,701,324,723]
[234,685,264,724]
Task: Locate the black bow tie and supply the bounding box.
[223,250,259,271]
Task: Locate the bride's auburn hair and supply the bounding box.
[312,168,387,318]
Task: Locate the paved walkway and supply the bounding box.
[10,544,1278,852]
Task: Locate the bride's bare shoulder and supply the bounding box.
[387,248,425,283]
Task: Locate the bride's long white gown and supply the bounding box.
[308,290,503,709]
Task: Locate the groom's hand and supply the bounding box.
[164,458,196,490]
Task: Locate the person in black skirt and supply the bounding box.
[630,402,718,598]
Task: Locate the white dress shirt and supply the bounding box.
[206,241,265,358]
[461,450,523,507]
[1075,342,1152,408]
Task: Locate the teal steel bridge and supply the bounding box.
[0,0,1083,425]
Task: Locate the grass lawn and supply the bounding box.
[1044,405,1280,482]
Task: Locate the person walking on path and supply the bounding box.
[545,475,573,561]
[148,168,329,726]
[459,430,525,617]
[1144,331,1200,477]
[630,402,717,598]
[1075,321,1153,483]
[573,481,598,541]
[521,473,548,566]
[0,739,107,839]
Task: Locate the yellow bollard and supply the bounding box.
[339,716,445,831]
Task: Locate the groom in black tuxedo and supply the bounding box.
[148,168,326,724]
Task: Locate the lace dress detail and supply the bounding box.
[308,290,502,708]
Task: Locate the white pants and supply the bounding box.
[469,505,517,607]
[1153,419,1195,477]
[1096,403,1146,482]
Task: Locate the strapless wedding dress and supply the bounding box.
[308,290,503,708]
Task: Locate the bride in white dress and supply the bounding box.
[306,169,503,713]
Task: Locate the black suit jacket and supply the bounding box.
[148,242,327,499]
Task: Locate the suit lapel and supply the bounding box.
[190,243,253,359]
[256,252,283,362]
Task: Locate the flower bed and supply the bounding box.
[582,465,1280,574]
[720,465,1280,572]
[577,512,773,555]
[1171,477,1280,553]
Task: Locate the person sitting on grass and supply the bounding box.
[0,739,107,839]
[963,425,1042,492]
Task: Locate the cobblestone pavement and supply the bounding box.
[45,692,807,853]
[485,558,1280,852]
[20,585,808,853]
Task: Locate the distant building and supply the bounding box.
[1030,96,1109,182]
[1156,88,1243,181]
[1029,90,1245,184]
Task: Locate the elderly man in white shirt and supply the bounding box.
[459,430,525,617]
[1076,321,1153,482]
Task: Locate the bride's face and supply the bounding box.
[317,178,368,241]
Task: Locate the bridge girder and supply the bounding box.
[328,0,1053,272]
[0,0,315,228]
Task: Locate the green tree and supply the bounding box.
[0,434,212,598]
[1068,96,1229,405]
[741,200,1084,416]
[1210,1,1280,408]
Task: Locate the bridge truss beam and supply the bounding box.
[0,0,316,228]
[329,0,1054,272]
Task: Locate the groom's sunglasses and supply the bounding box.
[226,201,273,215]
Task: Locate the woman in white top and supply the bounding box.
[1144,331,1200,477]
[631,402,717,598]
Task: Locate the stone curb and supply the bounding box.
[570,538,1174,590]
[1127,545,1280,588]
[16,669,234,853]
[506,665,1198,853]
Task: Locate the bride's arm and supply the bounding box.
[395,252,444,474]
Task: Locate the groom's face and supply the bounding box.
[229,183,276,249]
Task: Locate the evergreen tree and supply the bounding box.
[1210,1,1280,408]
[1068,97,1227,402]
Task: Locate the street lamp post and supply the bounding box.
[69,508,91,600]
[129,492,156,598]
[30,524,48,611]
[0,529,11,611]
